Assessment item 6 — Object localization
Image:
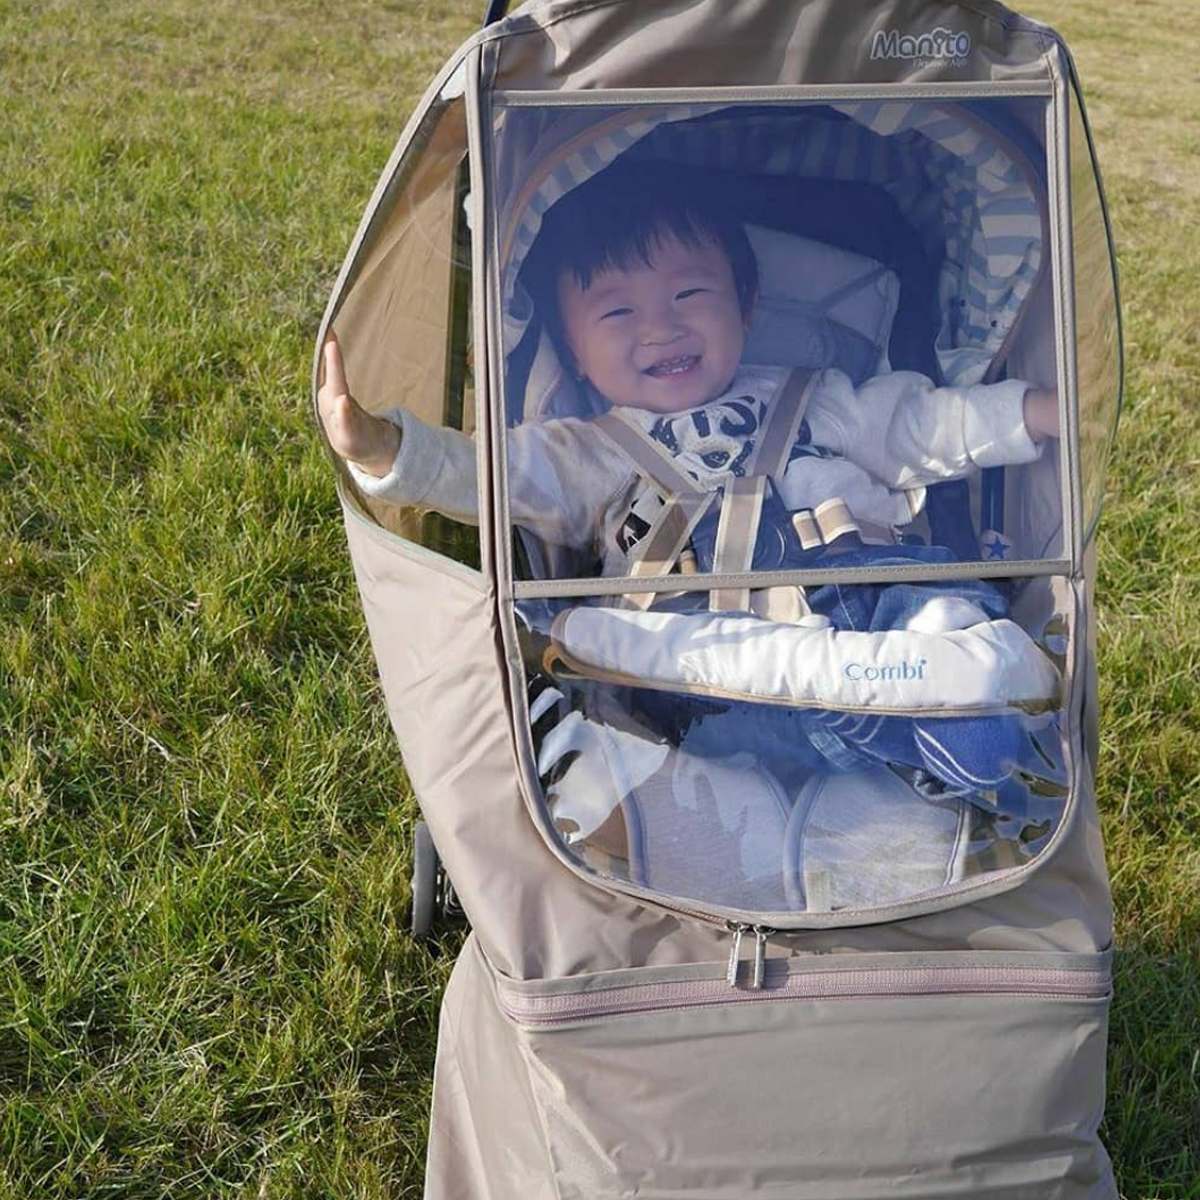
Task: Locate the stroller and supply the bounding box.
[314,0,1122,1195]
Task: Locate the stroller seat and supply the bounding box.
[507,197,1065,912]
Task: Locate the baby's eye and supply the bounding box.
[676,288,708,300]
[600,306,633,321]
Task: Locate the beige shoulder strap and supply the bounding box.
[594,373,816,612]
[747,367,818,479]
[591,410,711,608]
[621,491,716,611]
[705,369,817,612]
[591,410,705,496]
[709,476,767,612]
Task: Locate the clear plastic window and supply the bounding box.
[328,78,480,568]
[1069,92,1121,543]
[493,98,1063,586]
[519,574,1070,916]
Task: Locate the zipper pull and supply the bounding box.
[726,922,749,988]
[751,926,775,990]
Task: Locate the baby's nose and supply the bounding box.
[640,311,687,345]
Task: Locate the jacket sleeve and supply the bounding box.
[802,368,1044,489]
[344,408,480,524]
[344,409,631,551]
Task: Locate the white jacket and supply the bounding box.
[348,364,1039,577]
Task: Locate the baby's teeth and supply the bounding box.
[654,356,694,375]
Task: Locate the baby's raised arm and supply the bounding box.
[315,334,626,550]
[802,369,1058,492]
[317,334,401,477]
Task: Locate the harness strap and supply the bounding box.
[622,491,716,611]
[591,410,705,496]
[593,368,818,613]
[710,476,766,612]
[813,497,859,544]
[792,508,823,550]
[593,409,713,608]
[793,499,895,550]
[752,585,812,622]
[748,367,818,478]
[705,367,818,612]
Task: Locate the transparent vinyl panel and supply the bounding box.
[327,74,480,568]
[1068,91,1122,544]
[518,574,1072,917]
[493,97,1065,586]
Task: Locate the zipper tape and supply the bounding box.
[497,963,1111,1027]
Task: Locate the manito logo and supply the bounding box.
[870,27,972,64]
[843,658,928,683]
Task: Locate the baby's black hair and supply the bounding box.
[520,165,759,365]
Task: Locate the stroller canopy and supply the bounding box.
[322,0,1120,546]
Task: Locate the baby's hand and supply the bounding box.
[1022,386,1060,442]
[318,333,401,477]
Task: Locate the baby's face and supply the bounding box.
[556,232,747,414]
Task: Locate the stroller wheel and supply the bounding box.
[410,821,439,939]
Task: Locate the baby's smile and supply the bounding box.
[643,353,702,379]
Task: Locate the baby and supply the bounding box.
[320,171,1059,578]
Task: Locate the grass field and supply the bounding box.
[1,0,1197,1196]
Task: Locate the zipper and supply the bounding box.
[726,922,776,990]
[725,922,746,986]
[497,962,1111,1028]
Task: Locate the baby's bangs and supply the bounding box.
[568,207,725,292]
[520,166,760,329]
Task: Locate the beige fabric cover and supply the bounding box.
[492,0,1057,90]
[315,0,1123,1194]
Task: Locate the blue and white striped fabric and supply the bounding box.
[499,101,1043,388]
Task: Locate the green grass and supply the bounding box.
[1,0,1197,1195]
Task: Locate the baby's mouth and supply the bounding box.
[644,354,701,379]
